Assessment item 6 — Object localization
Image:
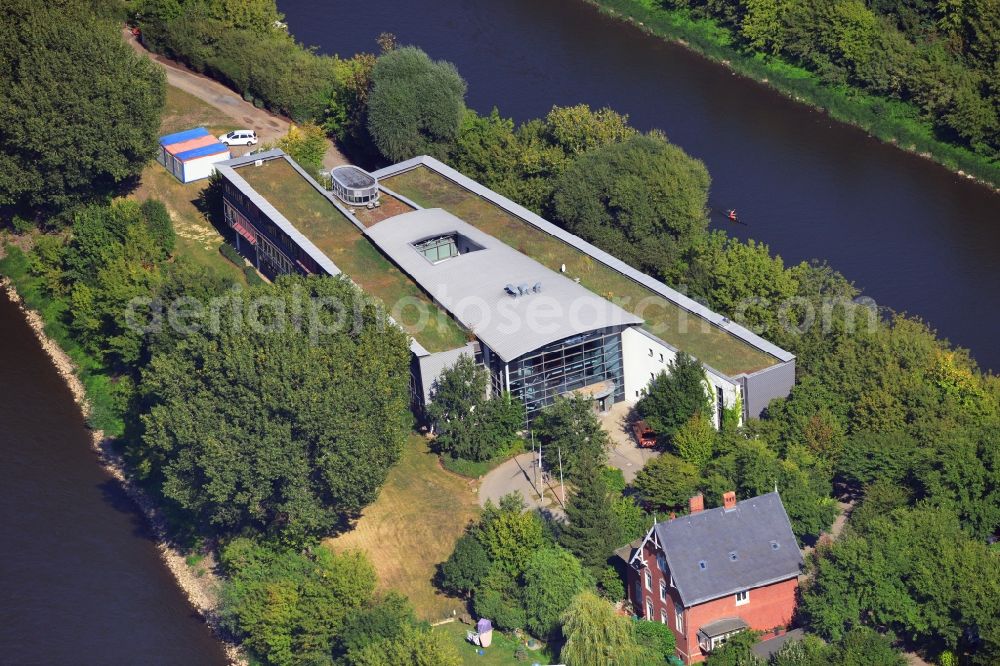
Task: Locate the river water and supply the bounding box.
[0,292,227,665]
[280,0,1000,371]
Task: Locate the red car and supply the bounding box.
[632,420,657,448]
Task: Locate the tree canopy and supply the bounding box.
[560,591,650,666]
[1,0,164,221]
[533,396,610,482]
[367,46,467,162]
[550,132,710,278]
[427,355,522,462]
[637,352,713,443]
[138,275,412,545]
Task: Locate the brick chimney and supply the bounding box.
[689,493,704,514]
[723,491,737,511]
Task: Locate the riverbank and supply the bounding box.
[0,276,245,666]
[583,0,1000,193]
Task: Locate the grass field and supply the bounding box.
[323,434,480,621]
[236,158,469,352]
[433,621,556,665]
[383,166,779,376]
[130,85,247,285]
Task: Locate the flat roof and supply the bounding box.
[332,165,376,189]
[159,126,209,146]
[365,209,643,363]
[224,154,468,354]
[377,160,789,377]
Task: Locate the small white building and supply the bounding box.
[157,127,231,183]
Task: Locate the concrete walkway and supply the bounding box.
[478,452,565,517]
[600,401,659,483]
[479,401,659,514]
[124,28,348,169]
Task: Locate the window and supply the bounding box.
[717,386,725,427]
[648,348,653,357]
[659,580,667,602]
[735,589,749,606]
[650,372,655,380]
[634,580,642,606]
[646,599,654,620]
[660,609,668,625]
[644,569,652,591]
[659,353,664,362]
[674,600,684,633]
[657,552,667,573]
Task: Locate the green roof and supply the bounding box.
[236,159,468,353]
[383,166,779,376]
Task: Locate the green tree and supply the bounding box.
[349,624,461,666]
[139,200,176,260]
[477,494,547,577]
[366,46,467,161]
[438,532,490,596]
[637,352,712,442]
[0,0,164,219]
[276,123,328,178]
[533,396,610,481]
[334,592,421,661]
[139,275,411,544]
[428,355,522,461]
[632,453,701,514]
[704,629,762,666]
[673,412,717,468]
[560,453,623,576]
[543,104,638,157]
[560,591,649,666]
[550,132,710,278]
[521,547,594,639]
[220,538,376,666]
[633,620,677,664]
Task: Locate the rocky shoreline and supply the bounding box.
[1,278,246,666]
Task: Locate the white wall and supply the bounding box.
[181,151,231,183]
[621,326,741,429]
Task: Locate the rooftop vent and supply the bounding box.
[504,284,517,297]
[698,560,707,571]
[728,551,738,562]
[770,541,780,551]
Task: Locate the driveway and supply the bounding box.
[125,28,347,169]
[600,401,659,483]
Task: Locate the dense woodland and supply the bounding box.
[1,0,997,664]
[648,0,999,159]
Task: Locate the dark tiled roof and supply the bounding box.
[752,628,806,659]
[654,492,802,606]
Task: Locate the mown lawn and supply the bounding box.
[236,158,469,352]
[323,434,480,621]
[383,166,779,376]
[433,621,556,665]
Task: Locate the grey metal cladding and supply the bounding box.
[416,344,476,404]
[742,360,796,419]
[654,492,803,607]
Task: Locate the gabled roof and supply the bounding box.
[363,208,643,362]
[653,492,802,607]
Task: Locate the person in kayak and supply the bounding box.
[728,209,738,222]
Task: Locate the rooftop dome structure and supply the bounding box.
[330,165,379,206]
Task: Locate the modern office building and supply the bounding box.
[215,150,795,426]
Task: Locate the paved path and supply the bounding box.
[479,401,658,514]
[478,452,565,517]
[125,28,347,169]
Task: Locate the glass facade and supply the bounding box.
[500,326,626,422]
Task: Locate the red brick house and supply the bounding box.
[617,491,803,664]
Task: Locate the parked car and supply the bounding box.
[218,130,258,146]
[632,419,657,448]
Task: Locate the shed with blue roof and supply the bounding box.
[157,127,231,183]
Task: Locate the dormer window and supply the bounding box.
[657,552,667,573]
[735,589,749,606]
